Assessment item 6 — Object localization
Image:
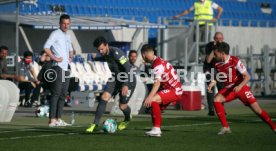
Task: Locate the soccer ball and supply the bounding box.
[35,105,49,117]
[102,119,117,133]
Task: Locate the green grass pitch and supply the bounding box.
[0,101,276,151]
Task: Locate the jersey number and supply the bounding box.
[245,91,254,99]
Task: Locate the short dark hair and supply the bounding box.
[214,42,230,55]
[23,51,33,58]
[141,44,154,54]
[128,50,137,57]
[0,45,9,52]
[93,36,108,48]
[59,14,70,22]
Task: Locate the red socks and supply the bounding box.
[151,102,162,128]
[259,110,276,130]
[214,102,229,128]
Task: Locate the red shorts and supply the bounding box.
[157,88,183,105]
[218,85,257,106]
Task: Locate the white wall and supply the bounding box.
[217,26,276,54]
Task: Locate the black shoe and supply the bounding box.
[24,102,32,107]
[208,111,215,116]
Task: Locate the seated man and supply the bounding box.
[208,42,276,135]
[18,51,39,107]
[33,50,52,106]
[0,46,20,81]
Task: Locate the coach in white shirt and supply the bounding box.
[44,14,73,127]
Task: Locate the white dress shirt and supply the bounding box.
[44,28,73,71]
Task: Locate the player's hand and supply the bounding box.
[212,18,218,22]
[207,81,216,93]
[233,85,242,93]
[35,80,40,85]
[121,85,129,96]
[207,85,213,93]
[55,57,63,62]
[144,97,153,108]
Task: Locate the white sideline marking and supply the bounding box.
[0,129,40,134]
[161,122,221,128]
[0,133,78,141]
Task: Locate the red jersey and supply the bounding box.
[213,56,246,88]
[152,57,183,95]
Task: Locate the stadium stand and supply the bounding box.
[1,0,275,38]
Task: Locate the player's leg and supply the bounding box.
[86,91,111,133]
[237,86,276,132]
[250,102,276,132]
[145,89,181,137]
[48,66,65,127]
[145,93,162,137]
[213,88,235,135]
[86,80,115,133]
[55,72,71,127]
[94,92,111,125]
[117,79,136,130]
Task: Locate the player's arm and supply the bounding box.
[173,6,193,19]
[234,60,249,92]
[148,79,161,99]
[144,79,161,107]
[0,73,11,79]
[214,6,223,20]
[207,51,215,63]
[44,32,63,62]
[93,53,105,61]
[212,2,223,21]
[207,79,217,93]
[144,64,164,107]
[113,49,133,96]
[44,48,60,62]
[205,42,216,63]
[69,42,74,63]
[115,49,133,87]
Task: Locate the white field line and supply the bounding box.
[160,122,222,128]
[0,128,43,134]
[3,117,271,141]
[0,133,78,141]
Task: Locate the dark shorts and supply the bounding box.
[104,76,136,104]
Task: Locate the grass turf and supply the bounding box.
[0,103,276,151]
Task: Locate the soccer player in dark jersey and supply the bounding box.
[86,37,136,133]
[141,44,183,137]
[208,42,276,135]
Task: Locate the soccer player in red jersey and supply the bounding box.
[208,42,276,135]
[141,44,183,137]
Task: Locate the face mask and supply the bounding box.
[25,59,32,65]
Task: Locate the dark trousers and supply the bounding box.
[206,80,224,113]
[49,66,70,119]
[19,82,34,104]
[30,84,41,103]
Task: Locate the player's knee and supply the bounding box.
[214,95,223,102]
[101,93,111,102]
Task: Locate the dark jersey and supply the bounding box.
[203,41,215,73]
[95,46,133,87]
